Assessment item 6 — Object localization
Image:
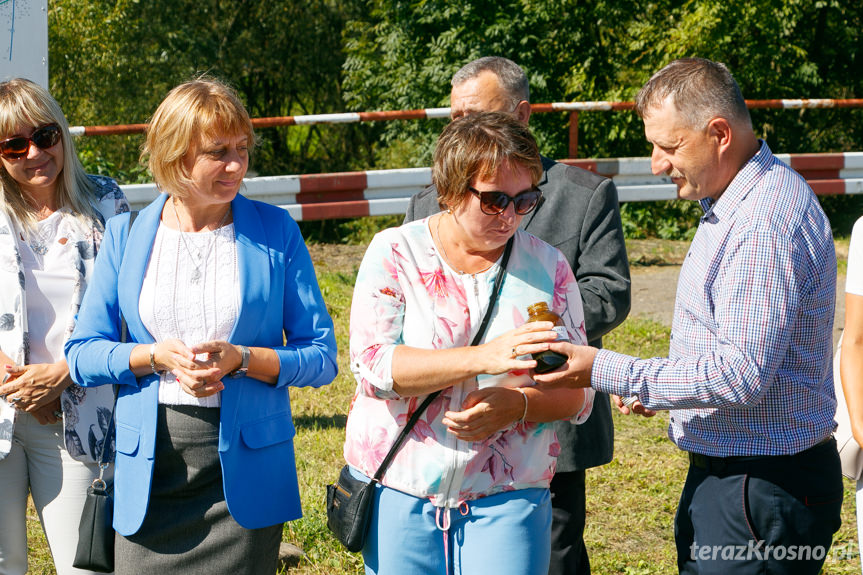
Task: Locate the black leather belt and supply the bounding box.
[687,436,834,472]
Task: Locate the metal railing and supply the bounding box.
[71,98,863,158]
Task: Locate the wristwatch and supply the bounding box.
[229,345,250,378]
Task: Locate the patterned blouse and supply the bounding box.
[344,219,594,508]
[0,175,128,462]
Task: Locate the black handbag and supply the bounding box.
[325,237,513,552]
[73,211,136,572]
[73,379,118,572]
[73,380,119,573]
[72,473,115,572]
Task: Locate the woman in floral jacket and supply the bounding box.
[344,112,594,575]
[0,78,128,574]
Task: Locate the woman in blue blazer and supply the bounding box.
[64,78,338,574]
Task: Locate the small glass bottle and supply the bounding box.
[525,301,569,374]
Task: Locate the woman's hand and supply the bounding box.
[142,338,220,398]
[189,341,244,376]
[165,340,252,398]
[392,321,561,397]
[476,321,560,376]
[30,399,62,425]
[441,387,526,442]
[0,361,72,413]
[158,340,235,399]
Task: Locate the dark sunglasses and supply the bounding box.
[468,186,542,215]
[0,124,61,160]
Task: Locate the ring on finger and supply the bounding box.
[8,396,21,404]
[511,347,517,358]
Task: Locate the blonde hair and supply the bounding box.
[433,111,542,209]
[0,78,99,230]
[141,76,255,198]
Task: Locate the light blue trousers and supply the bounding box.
[359,473,551,575]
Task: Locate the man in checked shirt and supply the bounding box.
[534,57,843,575]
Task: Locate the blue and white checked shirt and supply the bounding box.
[593,141,837,456]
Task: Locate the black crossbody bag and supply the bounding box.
[325,237,513,552]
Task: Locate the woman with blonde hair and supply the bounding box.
[0,78,128,574]
[65,77,337,574]
[840,215,863,574]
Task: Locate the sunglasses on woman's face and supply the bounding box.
[468,186,543,216]
[0,124,61,160]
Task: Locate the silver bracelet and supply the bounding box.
[516,387,529,422]
[149,343,159,375]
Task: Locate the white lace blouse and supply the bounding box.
[139,222,239,407]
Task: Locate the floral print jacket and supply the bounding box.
[345,220,594,508]
[0,175,128,462]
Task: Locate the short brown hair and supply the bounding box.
[142,77,255,197]
[635,58,751,130]
[433,111,542,209]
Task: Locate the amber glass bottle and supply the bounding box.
[526,302,569,373]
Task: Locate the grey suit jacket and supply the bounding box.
[404,156,631,470]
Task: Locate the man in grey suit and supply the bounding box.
[404,56,631,575]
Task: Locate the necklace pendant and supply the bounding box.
[190,267,202,283]
[31,241,48,256]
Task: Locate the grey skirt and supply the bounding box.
[115,405,282,575]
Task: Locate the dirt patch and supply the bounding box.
[630,264,846,346]
[307,243,366,274]
[626,238,691,267]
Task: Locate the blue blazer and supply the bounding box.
[65,193,338,536]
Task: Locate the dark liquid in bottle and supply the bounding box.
[533,349,568,373]
[526,302,568,373]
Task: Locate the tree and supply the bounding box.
[342,0,863,234]
[49,0,368,181]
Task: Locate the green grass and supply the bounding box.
[24,242,861,574]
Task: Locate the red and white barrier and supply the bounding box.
[120,152,863,219]
[69,98,863,136]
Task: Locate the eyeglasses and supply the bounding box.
[0,124,61,160]
[468,186,542,215]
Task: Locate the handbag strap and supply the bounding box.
[371,236,514,483]
[95,210,138,475]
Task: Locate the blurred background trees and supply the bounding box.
[48,0,863,237]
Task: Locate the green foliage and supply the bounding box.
[822,195,863,238]
[620,201,703,240]
[342,0,863,163]
[299,214,402,245]
[47,1,863,238]
[338,0,863,239]
[49,0,374,182]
